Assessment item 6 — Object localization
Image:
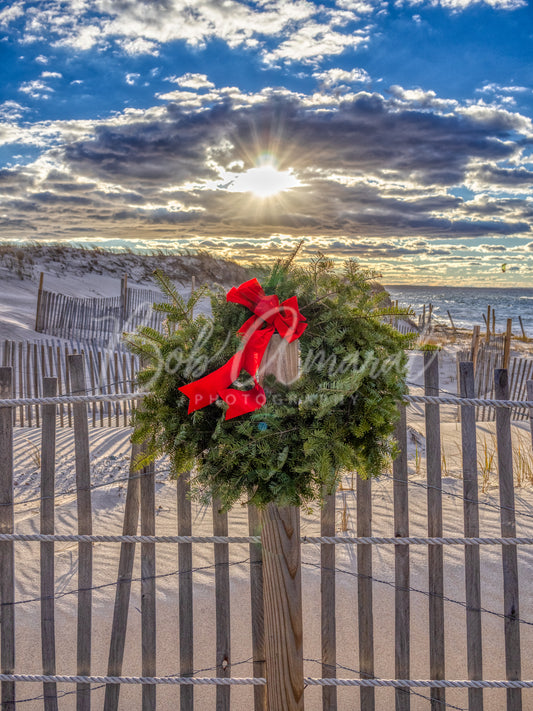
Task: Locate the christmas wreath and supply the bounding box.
[128,249,411,510]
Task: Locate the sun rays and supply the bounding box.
[225,154,301,199]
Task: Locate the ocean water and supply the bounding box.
[385,285,533,335]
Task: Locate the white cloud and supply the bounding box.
[389,84,458,110]
[52,22,104,50]
[166,73,215,90]
[154,89,208,107]
[263,22,369,64]
[477,83,529,94]
[18,79,54,99]
[335,0,376,12]
[35,54,48,64]
[0,1,24,27]
[41,71,62,79]
[313,67,371,88]
[117,37,160,56]
[0,101,28,121]
[125,73,140,86]
[400,0,526,8]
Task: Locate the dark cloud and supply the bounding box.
[469,164,533,188]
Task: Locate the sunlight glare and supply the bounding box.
[228,160,300,198]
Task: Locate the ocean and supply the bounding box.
[385,285,533,335]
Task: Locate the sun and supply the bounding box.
[226,155,300,198]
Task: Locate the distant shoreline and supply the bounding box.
[386,284,533,292]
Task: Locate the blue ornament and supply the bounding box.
[257,422,268,431]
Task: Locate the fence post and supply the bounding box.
[260,336,304,711]
[120,275,128,329]
[41,377,58,711]
[141,455,156,711]
[0,368,15,711]
[248,505,266,711]
[423,350,445,711]
[503,319,512,370]
[393,404,410,711]
[213,500,231,710]
[321,490,336,711]
[357,473,374,710]
[518,316,527,341]
[495,369,522,711]
[177,472,194,711]
[470,325,481,370]
[526,380,533,447]
[459,362,483,711]
[104,440,142,711]
[35,272,44,331]
[68,354,93,711]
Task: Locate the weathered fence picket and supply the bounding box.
[357,473,374,710]
[141,457,156,711]
[104,441,142,711]
[528,380,533,447]
[177,472,194,711]
[41,377,58,711]
[321,491,336,711]
[424,350,445,711]
[393,403,410,711]
[213,500,231,710]
[460,362,483,711]
[495,369,522,711]
[0,368,15,711]
[69,354,93,711]
[248,505,266,711]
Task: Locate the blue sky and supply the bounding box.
[0,0,532,285]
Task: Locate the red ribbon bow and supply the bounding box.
[178,278,307,420]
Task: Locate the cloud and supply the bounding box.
[117,37,160,55]
[313,67,371,88]
[397,0,525,8]
[389,85,458,110]
[466,164,533,191]
[41,71,62,79]
[0,101,28,121]
[262,21,369,65]
[18,79,54,99]
[166,73,215,90]
[477,83,529,94]
[0,1,24,26]
[125,73,140,86]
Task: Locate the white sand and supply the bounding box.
[3,252,533,709]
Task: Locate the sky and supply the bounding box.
[0,0,532,286]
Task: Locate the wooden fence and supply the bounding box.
[1,355,533,710]
[0,339,139,427]
[35,276,167,342]
[457,339,533,421]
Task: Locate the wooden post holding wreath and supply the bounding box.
[259,335,304,711]
[128,247,413,706]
